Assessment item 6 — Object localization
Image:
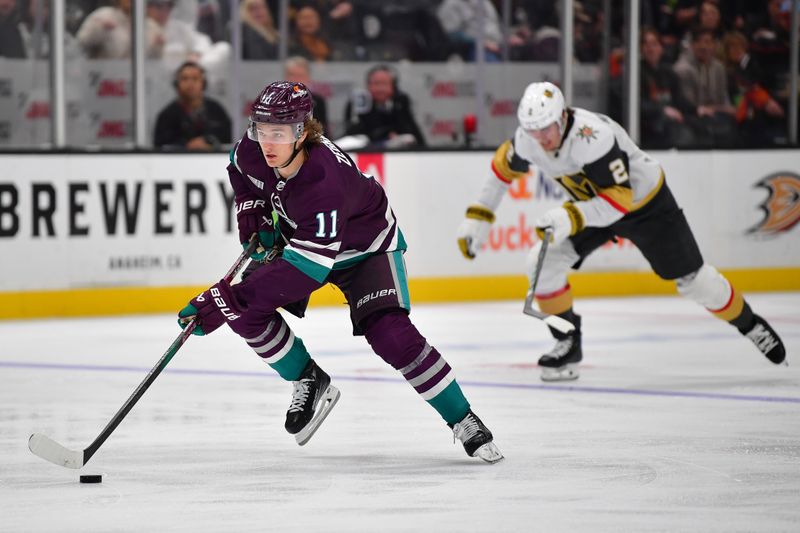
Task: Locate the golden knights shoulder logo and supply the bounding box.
[748,171,800,235]
[576,125,597,143]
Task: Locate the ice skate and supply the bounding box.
[451,410,504,464]
[538,330,582,382]
[285,360,341,445]
[743,314,787,366]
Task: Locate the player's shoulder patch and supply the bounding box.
[567,110,613,163]
[575,124,598,143]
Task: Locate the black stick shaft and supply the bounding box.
[82,238,258,464]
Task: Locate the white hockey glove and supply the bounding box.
[534,202,585,244]
[457,204,495,259]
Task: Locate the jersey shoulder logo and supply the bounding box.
[575,124,597,143]
[748,172,800,235]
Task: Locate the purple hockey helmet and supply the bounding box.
[248,81,313,143]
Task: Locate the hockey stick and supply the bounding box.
[522,228,575,334]
[28,237,258,469]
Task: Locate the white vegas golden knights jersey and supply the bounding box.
[493,107,666,228]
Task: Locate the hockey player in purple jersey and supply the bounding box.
[177,81,502,463]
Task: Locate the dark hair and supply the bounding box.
[174,61,206,90]
[366,64,398,88]
[689,26,715,42]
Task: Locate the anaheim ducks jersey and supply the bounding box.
[493,107,665,228]
[229,135,405,285]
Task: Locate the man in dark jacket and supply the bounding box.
[640,27,696,149]
[0,0,26,58]
[343,64,426,149]
[154,61,232,151]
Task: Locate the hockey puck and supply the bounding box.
[79,474,102,484]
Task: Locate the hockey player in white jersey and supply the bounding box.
[458,81,786,381]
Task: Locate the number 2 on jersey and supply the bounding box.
[608,158,629,184]
[315,210,338,238]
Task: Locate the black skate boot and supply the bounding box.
[538,313,582,382]
[450,410,504,464]
[285,360,341,445]
[742,314,786,365]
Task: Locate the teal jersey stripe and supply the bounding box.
[283,249,331,283]
[427,381,470,426]
[397,228,407,251]
[331,227,408,271]
[390,250,411,311]
[332,254,370,270]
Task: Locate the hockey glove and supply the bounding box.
[534,202,585,244]
[177,279,245,336]
[457,204,495,259]
[235,198,281,261]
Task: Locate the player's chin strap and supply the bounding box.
[277,141,304,169]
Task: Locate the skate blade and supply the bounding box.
[540,364,580,382]
[295,385,341,446]
[473,442,504,464]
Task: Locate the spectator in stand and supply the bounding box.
[640,27,696,149]
[153,61,232,151]
[657,0,703,63]
[673,26,737,147]
[147,0,230,75]
[0,0,29,58]
[284,55,328,133]
[680,1,728,59]
[299,0,359,50]
[723,30,786,146]
[342,64,426,149]
[751,0,795,113]
[239,0,278,60]
[436,0,503,62]
[17,0,82,60]
[289,4,331,62]
[174,0,228,43]
[508,0,561,62]
[77,0,165,59]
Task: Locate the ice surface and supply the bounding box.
[1,294,798,532]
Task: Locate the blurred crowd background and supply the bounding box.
[0,0,797,150]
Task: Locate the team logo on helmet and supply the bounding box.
[544,89,553,98]
[748,171,800,235]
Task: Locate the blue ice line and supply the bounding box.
[1,360,798,405]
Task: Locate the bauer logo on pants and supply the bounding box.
[356,289,397,309]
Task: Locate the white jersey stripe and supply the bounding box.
[420,371,456,401]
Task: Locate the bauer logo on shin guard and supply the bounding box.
[210,287,240,321]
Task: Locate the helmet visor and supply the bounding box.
[247,121,304,144]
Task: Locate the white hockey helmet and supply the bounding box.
[517,82,566,131]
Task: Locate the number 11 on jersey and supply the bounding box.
[315,210,338,238]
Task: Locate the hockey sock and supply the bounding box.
[363,310,470,425]
[267,337,312,381]
[242,314,311,381]
[729,300,756,333]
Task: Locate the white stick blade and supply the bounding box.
[543,314,576,334]
[28,433,84,469]
[523,307,575,334]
